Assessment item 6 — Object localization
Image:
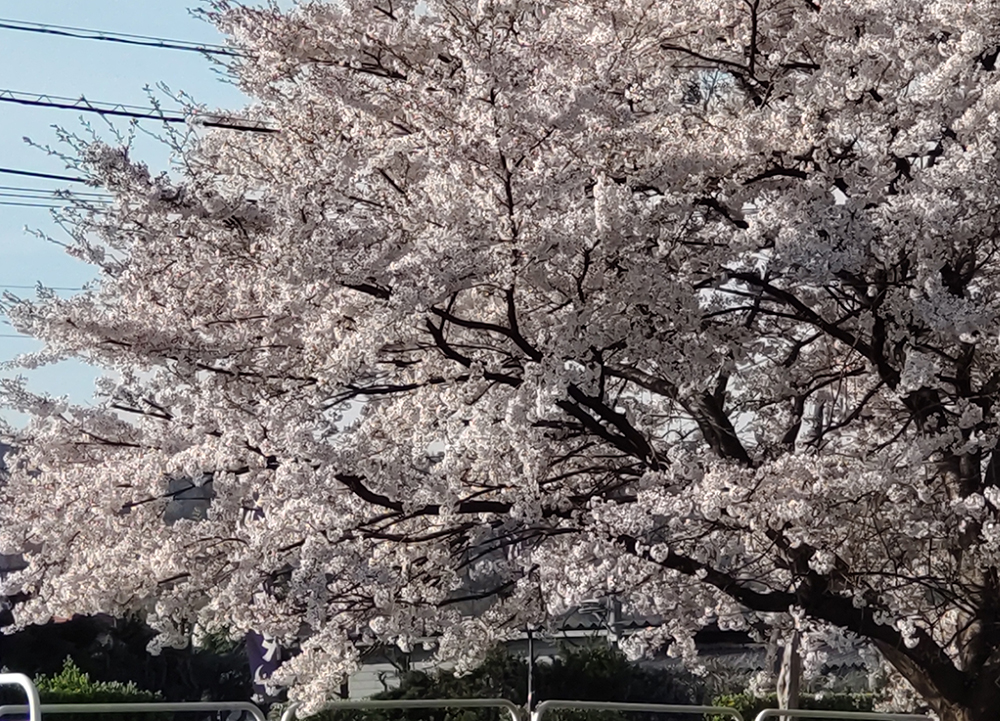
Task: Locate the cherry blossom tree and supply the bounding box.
[4,0,1000,718]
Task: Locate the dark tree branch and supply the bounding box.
[343,282,392,300]
[424,318,522,387]
[566,384,662,469]
[617,533,969,708]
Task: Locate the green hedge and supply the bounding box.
[25,658,166,721]
[707,693,874,721]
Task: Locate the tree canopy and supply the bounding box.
[2,1,1000,719]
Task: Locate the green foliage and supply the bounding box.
[0,614,251,702]
[28,658,166,721]
[533,644,702,721]
[35,657,161,702]
[306,644,704,721]
[706,693,874,721]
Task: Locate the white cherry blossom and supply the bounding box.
[3,1,1000,719]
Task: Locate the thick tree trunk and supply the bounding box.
[776,630,801,721]
[897,685,1000,721]
[875,639,1000,721]
[936,705,998,721]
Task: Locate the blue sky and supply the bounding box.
[0,1,255,422]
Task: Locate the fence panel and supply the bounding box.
[533,699,744,721]
[280,698,523,721]
[753,709,929,721]
[0,701,266,721]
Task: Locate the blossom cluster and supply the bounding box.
[3,0,1000,715]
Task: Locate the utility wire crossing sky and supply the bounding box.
[0,17,241,56]
[0,89,277,132]
[0,2,255,421]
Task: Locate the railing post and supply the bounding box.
[0,674,40,721]
[752,709,929,721]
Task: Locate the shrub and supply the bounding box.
[306,644,704,721]
[28,658,166,721]
[706,693,874,721]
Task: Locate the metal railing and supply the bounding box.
[0,701,266,721]
[0,675,40,721]
[533,700,744,721]
[0,694,933,721]
[280,699,522,721]
[753,710,929,721]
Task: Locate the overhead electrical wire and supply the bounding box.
[0,198,109,211]
[0,200,104,207]
[0,167,90,184]
[0,201,75,209]
[0,185,110,198]
[0,22,272,195]
[0,286,83,291]
[0,89,278,133]
[0,191,109,200]
[0,18,242,56]
[0,191,110,200]
[0,285,83,290]
[0,185,112,210]
[0,22,254,319]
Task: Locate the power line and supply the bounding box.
[0,185,110,197]
[0,89,278,133]
[0,192,109,202]
[4,93,161,113]
[0,201,73,209]
[0,285,83,290]
[0,203,109,211]
[0,189,110,198]
[0,203,94,210]
[0,186,112,209]
[0,18,241,56]
[0,168,90,184]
